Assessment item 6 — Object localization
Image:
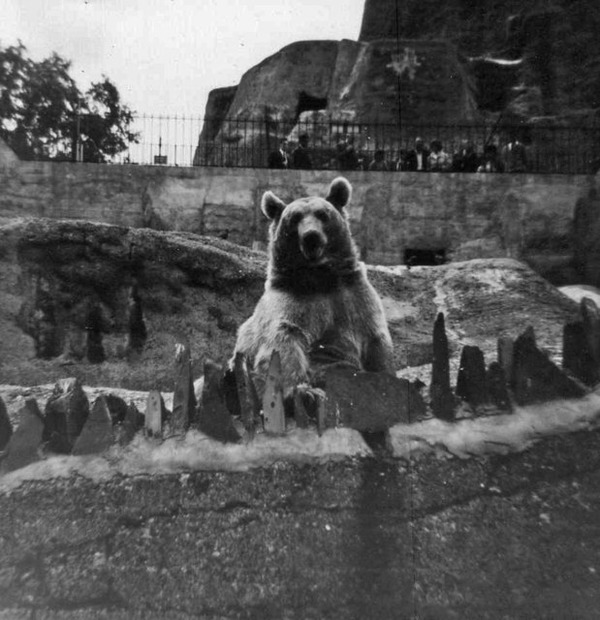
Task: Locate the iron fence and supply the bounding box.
[115,114,204,167]
[13,113,586,175]
[114,114,600,175]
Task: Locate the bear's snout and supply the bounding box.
[299,229,326,261]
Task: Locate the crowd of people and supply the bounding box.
[268,134,529,173]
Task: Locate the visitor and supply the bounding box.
[452,140,479,172]
[292,133,313,170]
[477,144,504,173]
[336,135,359,171]
[402,137,430,171]
[428,140,451,171]
[502,135,527,172]
[368,149,389,171]
[268,138,289,169]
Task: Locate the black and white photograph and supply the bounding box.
[1,1,600,618]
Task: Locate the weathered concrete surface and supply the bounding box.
[1,428,600,618]
[1,157,598,282]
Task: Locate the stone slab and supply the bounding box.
[563,321,598,386]
[198,361,241,443]
[323,368,426,431]
[1,399,44,473]
[43,378,90,454]
[72,395,114,456]
[0,397,12,451]
[171,342,196,435]
[430,312,454,421]
[145,390,165,438]
[262,351,286,435]
[456,345,488,409]
[512,328,587,406]
[234,353,259,436]
[486,362,511,411]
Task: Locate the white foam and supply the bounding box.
[389,390,600,459]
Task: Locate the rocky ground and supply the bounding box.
[1,427,600,619]
[2,218,600,618]
[0,218,580,391]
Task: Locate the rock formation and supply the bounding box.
[195,0,600,166]
[0,218,580,392]
[360,0,600,120]
[194,37,476,166]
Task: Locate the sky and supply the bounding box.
[0,0,365,117]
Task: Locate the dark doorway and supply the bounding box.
[295,91,328,120]
[404,248,447,266]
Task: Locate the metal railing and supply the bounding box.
[115,113,204,167]
[13,113,600,175]
[116,115,600,175]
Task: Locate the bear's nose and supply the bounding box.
[300,230,325,260]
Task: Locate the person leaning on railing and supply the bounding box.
[291,134,312,170]
[501,135,527,172]
[400,137,430,171]
[428,140,452,171]
[452,140,479,172]
[268,138,289,169]
[336,135,359,171]
[368,149,389,171]
[477,144,505,173]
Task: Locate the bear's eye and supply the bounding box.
[314,210,330,223]
[289,212,303,227]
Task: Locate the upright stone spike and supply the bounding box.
[0,397,12,452]
[430,312,454,421]
[145,390,164,438]
[198,361,241,443]
[1,399,44,474]
[43,377,90,454]
[171,342,196,435]
[486,362,512,412]
[456,345,488,410]
[262,351,286,434]
[581,296,600,371]
[72,395,114,456]
[512,327,586,405]
[293,389,310,429]
[497,336,514,381]
[234,352,259,436]
[316,393,327,437]
[116,401,144,446]
[563,321,598,386]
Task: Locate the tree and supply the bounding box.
[0,41,138,162]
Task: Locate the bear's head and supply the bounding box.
[261,177,359,293]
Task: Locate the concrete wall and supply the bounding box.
[1,152,596,282]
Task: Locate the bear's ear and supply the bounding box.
[261,191,286,220]
[325,177,352,211]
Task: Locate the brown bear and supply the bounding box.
[231,177,394,401]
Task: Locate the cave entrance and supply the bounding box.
[295,91,328,121]
[404,248,447,266]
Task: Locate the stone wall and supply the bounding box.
[0,153,597,284]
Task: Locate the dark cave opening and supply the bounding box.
[294,91,328,122]
[404,248,447,267]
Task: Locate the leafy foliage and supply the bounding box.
[0,41,138,161]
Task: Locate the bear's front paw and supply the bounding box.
[292,383,325,421]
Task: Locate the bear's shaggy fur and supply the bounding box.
[232,177,394,398]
